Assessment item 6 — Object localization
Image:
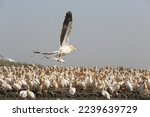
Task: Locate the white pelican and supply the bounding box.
[19,86,36,99]
[69,84,76,95]
[33,11,77,62]
[27,90,36,99]
[101,90,110,100]
[125,80,133,91]
[19,90,28,99]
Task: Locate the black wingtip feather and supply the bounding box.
[60,11,73,45]
[65,11,72,22]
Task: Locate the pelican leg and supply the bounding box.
[58,53,63,62]
[59,53,63,59]
[56,53,59,58]
[55,53,61,62]
[54,53,65,63]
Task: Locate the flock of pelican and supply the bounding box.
[0,65,150,99]
[0,11,150,100]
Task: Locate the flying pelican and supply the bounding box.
[33,11,77,62]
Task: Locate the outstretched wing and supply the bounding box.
[33,49,41,54]
[33,49,58,55]
[42,51,58,55]
[60,11,72,45]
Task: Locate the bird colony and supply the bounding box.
[0,65,150,100]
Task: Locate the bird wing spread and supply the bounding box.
[60,11,72,45]
[42,51,58,55]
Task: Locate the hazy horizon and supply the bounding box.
[0,0,150,68]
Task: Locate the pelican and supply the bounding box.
[33,11,77,62]
[101,90,110,100]
[69,84,76,95]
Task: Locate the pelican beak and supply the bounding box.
[72,46,78,51]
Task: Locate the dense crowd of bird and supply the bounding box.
[0,65,150,99]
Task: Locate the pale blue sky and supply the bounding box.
[0,0,150,68]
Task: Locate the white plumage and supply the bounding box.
[102,90,110,100]
[33,11,77,63]
[69,84,76,95]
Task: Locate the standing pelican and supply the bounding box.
[33,11,77,62]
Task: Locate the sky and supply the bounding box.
[0,0,150,68]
